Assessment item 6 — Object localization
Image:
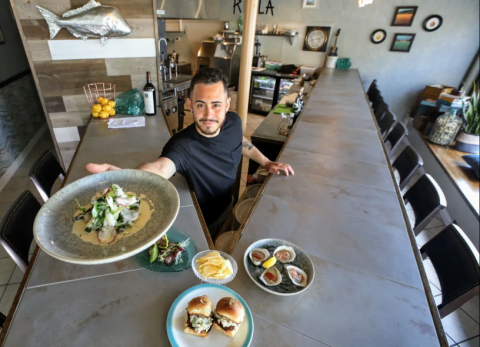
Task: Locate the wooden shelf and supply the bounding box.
[255,33,298,46]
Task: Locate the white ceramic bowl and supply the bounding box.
[192,250,238,285]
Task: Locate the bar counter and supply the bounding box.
[1,70,447,347]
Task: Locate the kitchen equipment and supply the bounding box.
[224,21,229,30]
[197,41,241,87]
[249,73,296,115]
[161,90,179,134]
[33,169,180,265]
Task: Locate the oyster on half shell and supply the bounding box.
[274,246,296,263]
[249,248,270,266]
[260,267,282,286]
[286,265,308,287]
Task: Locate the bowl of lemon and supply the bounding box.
[92,96,116,119]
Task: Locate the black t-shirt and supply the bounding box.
[160,112,243,225]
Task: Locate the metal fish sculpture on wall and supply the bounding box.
[36,0,131,46]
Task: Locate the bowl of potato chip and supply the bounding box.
[192,250,237,285]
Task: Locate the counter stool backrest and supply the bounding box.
[29,150,65,202]
[420,224,479,318]
[378,110,396,139]
[392,145,423,191]
[404,174,447,235]
[367,79,378,100]
[374,102,389,122]
[0,191,41,272]
[385,122,408,158]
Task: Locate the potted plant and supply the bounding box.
[455,82,480,153]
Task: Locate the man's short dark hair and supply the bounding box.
[190,68,229,96]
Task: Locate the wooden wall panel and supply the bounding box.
[38,74,132,97]
[13,0,71,20]
[49,111,90,127]
[21,19,73,40]
[34,59,107,76]
[62,94,91,112]
[27,41,53,61]
[105,57,157,76]
[44,96,67,113]
[126,19,155,38]
[70,0,154,19]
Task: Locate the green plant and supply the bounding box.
[463,81,480,135]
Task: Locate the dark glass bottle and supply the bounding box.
[143,71,156,116]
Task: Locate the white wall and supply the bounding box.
[0,1,29,82]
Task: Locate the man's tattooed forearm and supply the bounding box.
[242,140,254,150]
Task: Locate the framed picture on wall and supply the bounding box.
[302,0,318,9]
[0,25,5,45]
[391,6,418,27]
[390,33,416,53]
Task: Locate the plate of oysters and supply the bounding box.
[243,239,315,296]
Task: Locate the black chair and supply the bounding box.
[370,94,384,114]
[29,150,65,202]
[374,102,390,122]
[378,110,397,139]
[367,79,378,100]
[404,174,447,236]
[384,122,408,158]
[420,224,479,318]
[0,191,41,272]
[0,311,6,329]
[392,145,423,191]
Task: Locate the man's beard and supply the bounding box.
[194,117,224,136]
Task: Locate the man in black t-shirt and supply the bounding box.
[87,68,294,237]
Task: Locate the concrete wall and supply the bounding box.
[217,0,479,120]
[0,1,29,82]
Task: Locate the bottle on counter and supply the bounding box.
[143,71,157,116]
[278,113,290,136]
[429,108,462,145]
[238,15,243,33]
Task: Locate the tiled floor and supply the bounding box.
[0,130,59,321]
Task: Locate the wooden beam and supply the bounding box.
[237,0,259,133]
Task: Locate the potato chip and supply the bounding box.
[196,252,232,280]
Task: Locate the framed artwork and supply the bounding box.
[391,6,418,27]
[302,0,318,9]
[390,33,416,53]
[303,26,331,52]
[423,15,443,32]
[0,25,5,45]
[371,29,387,44]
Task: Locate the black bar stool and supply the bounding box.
[392,145,423,191]
[384,122,408,158]
[403,174,447,236]
[420,223,479,318]
[0,191,41,272]
[29,150,65,202]
[378,110,396,139]
[374,102,389,122]
[367,79,378,100]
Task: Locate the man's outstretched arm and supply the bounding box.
[241,136,294,176]
[86,157,176,179]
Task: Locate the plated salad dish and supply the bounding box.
[244,239,314,296]
[149,234,190,266]
[73,183,154,245]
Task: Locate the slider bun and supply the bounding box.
[213,321,239,337]
[215,297,245,324]
[187,295,213,317]
[184,326,210,337]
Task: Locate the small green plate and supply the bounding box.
[132,227,197,272]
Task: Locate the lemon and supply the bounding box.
[108,101,115,107]
[108,109,116,116]
[92,104,102,112]
[102,105,112,112]
[97,96,105,103]
[101,99,109,105]
[99,111,109,119]
[262,257,277,269]
[92,111,100,118]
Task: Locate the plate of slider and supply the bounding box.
[244,239,315,296]
[167,284,254,347]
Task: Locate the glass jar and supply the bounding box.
[278,113,290,136]
[429,109,463,146]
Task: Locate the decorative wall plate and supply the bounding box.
[371,29,387,44]
[423,15,443,32]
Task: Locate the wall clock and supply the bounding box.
[303,26,331,52]
[423,15,443,32]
